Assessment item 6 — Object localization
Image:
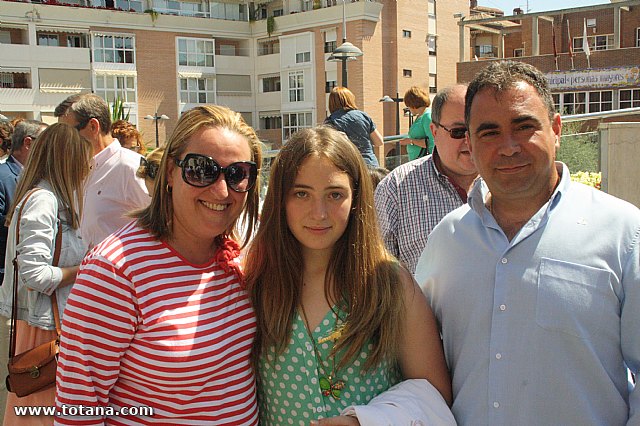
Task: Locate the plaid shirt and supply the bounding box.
[374,153,466,274]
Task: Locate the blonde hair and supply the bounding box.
[328,86,358,113]
[6,123,92,229]
[133,105,262,247]
[136,146,165,180]
[246,126,404,372]
[403,86,431,109]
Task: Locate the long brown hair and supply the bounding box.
[7,123,92,228]
[245,126,404,371]
[328,86,358,113]
[133,105,262,246]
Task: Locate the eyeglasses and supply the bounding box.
[140,157,159,180]
[174,153,257,193]
[434,122,467,139]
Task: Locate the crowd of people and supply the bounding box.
[0,60,638,426]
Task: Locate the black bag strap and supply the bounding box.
[8,188,62,359]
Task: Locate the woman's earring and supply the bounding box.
[166,184,172,193]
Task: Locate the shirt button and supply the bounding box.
[493,402,500,408]
[499,304,506,311]
[305,342,313,351]
[317,407,323,413]
[501,258,508,264]
[495,353,502,360]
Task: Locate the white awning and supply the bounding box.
[0,68,30,74]
[259,111,281,118]
[37,26,89,34]
[93,69,138,77]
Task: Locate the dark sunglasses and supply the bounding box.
[174,153,257,193]
[434,122,467,139]
[140,157,159,180]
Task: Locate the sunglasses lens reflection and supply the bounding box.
[451,128,467,139]
[179,154,256,192]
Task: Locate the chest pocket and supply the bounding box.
[536,257,618,339]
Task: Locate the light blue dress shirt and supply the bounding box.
[415,162,640,426]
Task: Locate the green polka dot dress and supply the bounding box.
[257,308,401,425]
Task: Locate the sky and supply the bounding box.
[478,0,610,13]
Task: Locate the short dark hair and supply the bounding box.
[464,60,555,127]
[66,94,112,135]
[431,84,468,125]
[54,94,81,118]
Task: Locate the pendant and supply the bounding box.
[319,375,346,399]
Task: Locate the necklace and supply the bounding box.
[299,303,346,399]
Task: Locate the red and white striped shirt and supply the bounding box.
[55,223,258,425]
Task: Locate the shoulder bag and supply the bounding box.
[5,188,62,397]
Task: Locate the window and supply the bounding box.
[402,30,411,38]
[288,71,304,102]
[295,52,311,63]
[513,48,524,57]
[325,80,337,93]
[620,89,640,109]
[428,35,437,56]
[403,69,412,78]
[262,76,281,92]
[429,73,437,94]
[324,41,337,53]
[93,34,134,64]
[177,38,214,67]
[258,39,280,56]
[180,77,215,103]
[95,74,136,103]
[588,91,613,113]
[38,33,59,46]
[283,112,312,140]
[636,28,640,47]
[552,93,561,113]
[210,2,246,20]
[273,9,283,16]
[115,0,143,12]
[561,92,586,115]
[67,35,87,48]
[573,34,614,52]
[0,73,14,88]
[476,44,496,58]
[260,115,281,130]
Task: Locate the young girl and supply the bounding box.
[245,126,452,425]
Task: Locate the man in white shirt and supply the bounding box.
[57,94,149,248]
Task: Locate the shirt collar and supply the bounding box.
[92,139,122,169]
[468,161,569,217]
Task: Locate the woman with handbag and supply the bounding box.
[55,105,262,425]
[0,123,92,425]
[399,86,435,161]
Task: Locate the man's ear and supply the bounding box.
[552,113,562,150]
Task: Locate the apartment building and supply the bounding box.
[0,0,466,148]
[457,0,640,119]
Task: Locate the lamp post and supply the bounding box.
[380,93,403,166]
[144,112,169,147]
[327,0,363,88]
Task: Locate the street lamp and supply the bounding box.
[144,113,169,147]
[327,0,363,88]
[379,93,403,167]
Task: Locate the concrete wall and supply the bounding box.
[600,121,640,208]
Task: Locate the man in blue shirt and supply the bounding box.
[415,61,640,425]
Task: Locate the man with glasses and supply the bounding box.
[374,84,476,273]
[56,94,149,248]
[0,120,47,284]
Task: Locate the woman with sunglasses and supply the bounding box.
[399,86,435,161]
[136,146,165,194]
[245,126,453,425]
[55,106,262,425]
